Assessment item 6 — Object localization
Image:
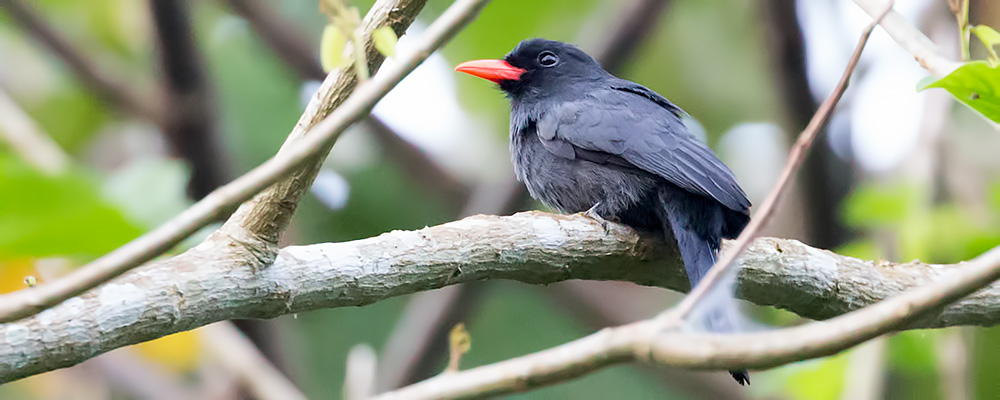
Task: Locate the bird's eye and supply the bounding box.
[538,51,559,67]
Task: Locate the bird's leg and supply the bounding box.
[583,202,610,233]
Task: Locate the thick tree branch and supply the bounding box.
[373,220,1000,400]
[2,211,1000,382]
[0,82,300,397]
[0,0,488,323]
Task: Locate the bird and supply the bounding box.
[455,38,752,385]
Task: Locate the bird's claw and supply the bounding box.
[583,203,610,233]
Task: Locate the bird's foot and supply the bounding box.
[583,203,610,233]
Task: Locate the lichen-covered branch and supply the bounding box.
[2,211,999,382]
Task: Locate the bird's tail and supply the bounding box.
[659,191,750,385]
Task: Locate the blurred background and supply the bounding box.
[1,0,1000,398]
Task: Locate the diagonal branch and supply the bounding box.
[667,0,891,323]
[223,0,470,209]
[0,0,490,323]
[3,212,1000,382]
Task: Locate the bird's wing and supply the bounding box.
[535,85,750,212]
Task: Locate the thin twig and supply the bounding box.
[665,0,895,324]
[0,0,492,323]
[0,0,164,123]
[226,0,471,209]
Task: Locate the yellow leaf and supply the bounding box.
[320,24,347,72]
[372,26,398,57]
[445,322,471,373]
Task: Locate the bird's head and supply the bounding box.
[455,38,605,99]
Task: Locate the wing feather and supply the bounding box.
[534,85,750,212]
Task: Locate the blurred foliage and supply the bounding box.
[0,156,142,260]
[839,181,1000,264]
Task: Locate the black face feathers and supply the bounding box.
[499,39,607,97]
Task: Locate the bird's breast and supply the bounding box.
[510,125,657,217]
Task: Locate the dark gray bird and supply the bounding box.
[456,38,751,385]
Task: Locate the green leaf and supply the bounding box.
[320,24,348,72]
[973,25,1000,63]
[918,61,1000,123]
[372,26,397,58]
[0,156,143,260]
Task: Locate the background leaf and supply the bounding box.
[0,156,143,260]
[372,26,397,57]
[919,61,1000,123]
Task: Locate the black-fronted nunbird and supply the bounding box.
[456,38,752,385]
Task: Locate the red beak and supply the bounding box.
[455,59,526,83]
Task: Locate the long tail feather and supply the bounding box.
[660,189,749,385]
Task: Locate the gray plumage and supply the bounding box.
[482,38,752,385]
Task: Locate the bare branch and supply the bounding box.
[374,224,1000,400]
[4,211,1000,382]
[668,0,893,323]
[225,0,471,210]
[0,0,489,323]
[0,0,164,122]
